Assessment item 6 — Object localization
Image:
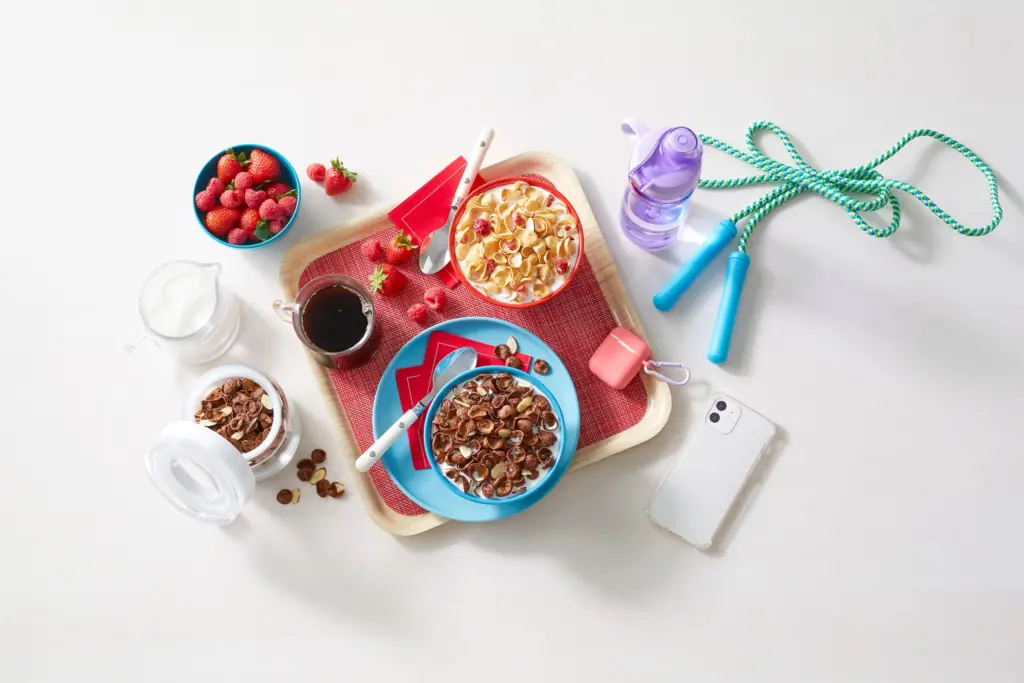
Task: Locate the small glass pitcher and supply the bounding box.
[273,274,380,370]
[132,261,241,364]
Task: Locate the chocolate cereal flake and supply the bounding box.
[276,489,294,505]
[504,356,523,370]
[532,358,549,375]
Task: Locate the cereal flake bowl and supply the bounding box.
[448,175,584,308]
[423,366,565,505]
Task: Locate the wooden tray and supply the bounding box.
[280,151,672,535]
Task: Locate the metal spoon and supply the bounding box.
[418,127,494,274]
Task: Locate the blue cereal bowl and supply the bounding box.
[423,366,566,506]
[192,144,301,249]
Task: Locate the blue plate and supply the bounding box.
[372,317,580,522]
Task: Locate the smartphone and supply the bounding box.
[647,394,775,549]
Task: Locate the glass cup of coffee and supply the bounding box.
[273,275,381,369]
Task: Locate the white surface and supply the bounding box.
[648,394,775,549]
[3,1,1023,681]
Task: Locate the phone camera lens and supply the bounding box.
[709,412,721,423]
[716,400,727,411]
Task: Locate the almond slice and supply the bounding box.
[459,445,473,457]
[220,406,233,416]
[198,419,219,427]
[308,467,327,485]
[260,394,273,410]
[230,431,244,440]
[506,335,519,355]
[291,488,301,504]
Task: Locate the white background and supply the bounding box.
[3,1,1023,681]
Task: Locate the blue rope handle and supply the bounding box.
[697,122,1004,252]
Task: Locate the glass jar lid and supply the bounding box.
[144,421,256,524]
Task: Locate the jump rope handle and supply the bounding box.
[651,219,748,365]
[652,219,737,311]
[707,251,749,364]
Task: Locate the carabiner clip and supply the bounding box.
[642,360,690,386]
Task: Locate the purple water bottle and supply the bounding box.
[620,119,703,251]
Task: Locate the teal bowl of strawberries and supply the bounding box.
[193,145,301,249]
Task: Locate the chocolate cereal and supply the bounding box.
[430,372,558,499]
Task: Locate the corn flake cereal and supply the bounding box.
[454,182,579,303]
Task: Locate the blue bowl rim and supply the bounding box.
[422,365,566,505]
[192,143,301,250]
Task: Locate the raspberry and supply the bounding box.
[555,259,569,275]
[407,303,428,325]
[485,259,496,277]
[259,198,283,220]
[307,163,326,182]
[472,218,491,236]
[227,228,247,245]
[220,189,243,209]
[361,238,384,261]
[277,195,298,217]
[268,219,285,235]
[195,189,217,212]
[511,211,525,227]
[244,189,267,210]
[233,172,255,192]
[207,177,225,195]
[423,287,447,312]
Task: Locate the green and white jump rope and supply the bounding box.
[652,121,1004,363]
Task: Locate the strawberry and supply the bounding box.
[216,149,248,184]
[207,177,225,195]
[259,198,283,220]
[204,207,241,238]
[240,209,261,237]
[220,189,243,209]
[262,181,291,198]
[244,188,268,210]
[233,171,255,192]
[277,194,298,217]
[227,228,248,245]
[248,148,281,184]
[555,259,569,275]
[307,163,326,182]
[407,303,428,325]
[268,219,285,235]
[369,264,407,296]
[361,238,384,261]
[195,189,217,212]
[423,287,447,312]
[385,230,417,264]
[324,158,357,196]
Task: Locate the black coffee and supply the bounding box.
[301,285,370,353]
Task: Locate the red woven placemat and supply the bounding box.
[299,225,648,516]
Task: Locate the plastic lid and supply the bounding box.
[627,126,703,203]
[144,421,255,524]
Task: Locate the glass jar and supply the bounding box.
[144,364,302,524]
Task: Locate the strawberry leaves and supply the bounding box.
[254,220,271,242]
